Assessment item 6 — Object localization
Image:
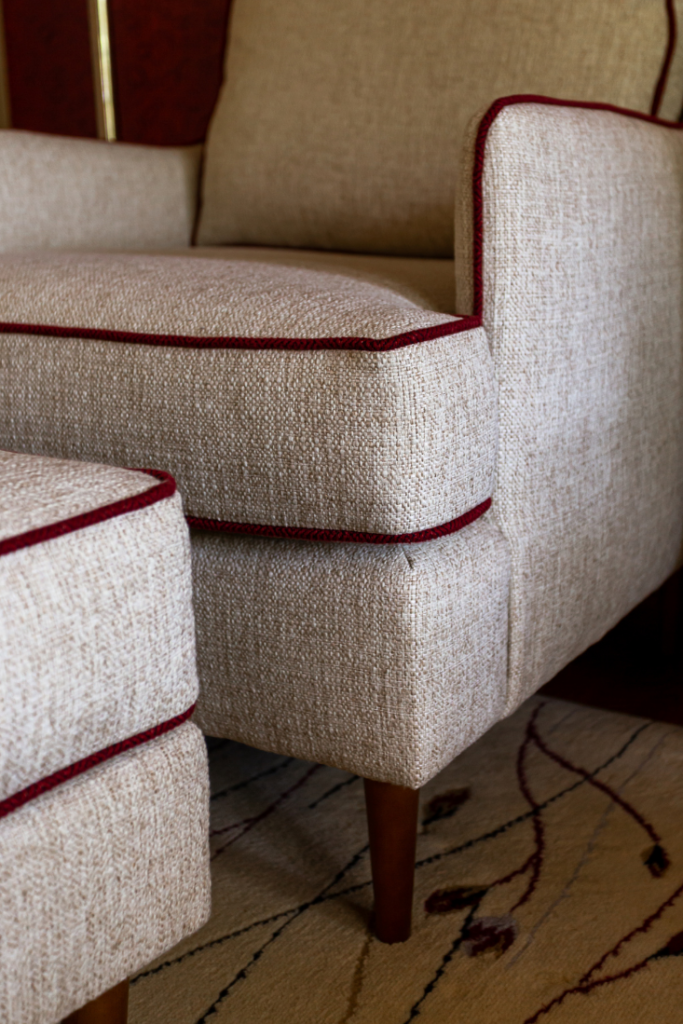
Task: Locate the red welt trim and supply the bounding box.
[4,98,676,550]
[0,468,176,558]
[652,0,677,116]
[186,497,492,545]
[471,95,683,320]
[0,317,480,352]
[0,704,195,821]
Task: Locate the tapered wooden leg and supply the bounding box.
[61,979,129,1024]
[364,778,420,943]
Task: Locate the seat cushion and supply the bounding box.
[198,0,683,257]
[0,249,496,539]
[0,450,197,812]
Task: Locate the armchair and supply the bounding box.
[1,0,682,944]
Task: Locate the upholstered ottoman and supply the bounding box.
[0,450,210,1024]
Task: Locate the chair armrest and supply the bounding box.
[456,97,683,703]
[0,130,201,252]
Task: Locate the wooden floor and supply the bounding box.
[541,570,683,727]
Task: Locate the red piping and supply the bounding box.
[6,96,679,548]
[186,498,492,545]
[0,704,195,821]
[470,95,683,320]
[651,0,677,116]
[0,468,176,558]
[0,316,478,353]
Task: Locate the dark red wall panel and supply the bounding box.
[109,0,231,145]
[3,0,97,137]
[3,0,231,145]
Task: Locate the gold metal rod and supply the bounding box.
[87,0,116,141]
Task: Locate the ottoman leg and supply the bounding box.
[364,778,420,944]
[61,979,129,1024]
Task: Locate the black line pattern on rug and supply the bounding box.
[338,929,373,1024]
[414,719,652,873]
[210,756,294,802]
[510,705,546,910]
[131,906,298,983]
[193,843,372,1023]
[403,906,480,1023]
[508,729,675,969]
[309,773,359,809]
[211,763,322,858]
[132,718,652,987]
[530,715,668,873]
[401,709,668,1021]
[403,708,553,1021]
[507,802,614,969]
[524,880,683,1022]
[518,710,677,1021]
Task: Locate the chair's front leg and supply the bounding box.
[61,979,129,1024]
[364,778,420,943]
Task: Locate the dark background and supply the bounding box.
[3,0,231,144]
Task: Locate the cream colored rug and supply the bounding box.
[129,698,683,1023]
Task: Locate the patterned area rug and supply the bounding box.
[129,698,683,1023]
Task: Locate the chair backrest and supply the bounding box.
[198,0,683,257]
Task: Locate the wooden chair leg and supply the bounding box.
[61,979,129,1024]
[364,778,420,943]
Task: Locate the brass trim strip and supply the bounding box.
[87,0,116,140]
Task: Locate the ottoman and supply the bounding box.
[0,450,210,1024]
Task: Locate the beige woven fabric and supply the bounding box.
[0,251,495,533]
[0,723,210,1024]
[0,130,200,253]
[191,514,510,788]
[0,451,197,801]
[0,250,460,338]
[456,102,683,709]
[199,0,678,257]
[0,448,153,540]
[163,245,458,315]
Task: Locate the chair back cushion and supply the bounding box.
[198,0,683,257]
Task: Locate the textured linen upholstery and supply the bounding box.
[0,450,210,1023]
[191,515,510,788]
[456,100,683,708]
[0,130,201,253]
[167,245,460,315]
[199,0,683,256]
[0,251,495,535]
[0,450,197,802]
[1,7,683,799]
[0,724,210,1024]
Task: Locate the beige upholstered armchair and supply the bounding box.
[1,0,683,944]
